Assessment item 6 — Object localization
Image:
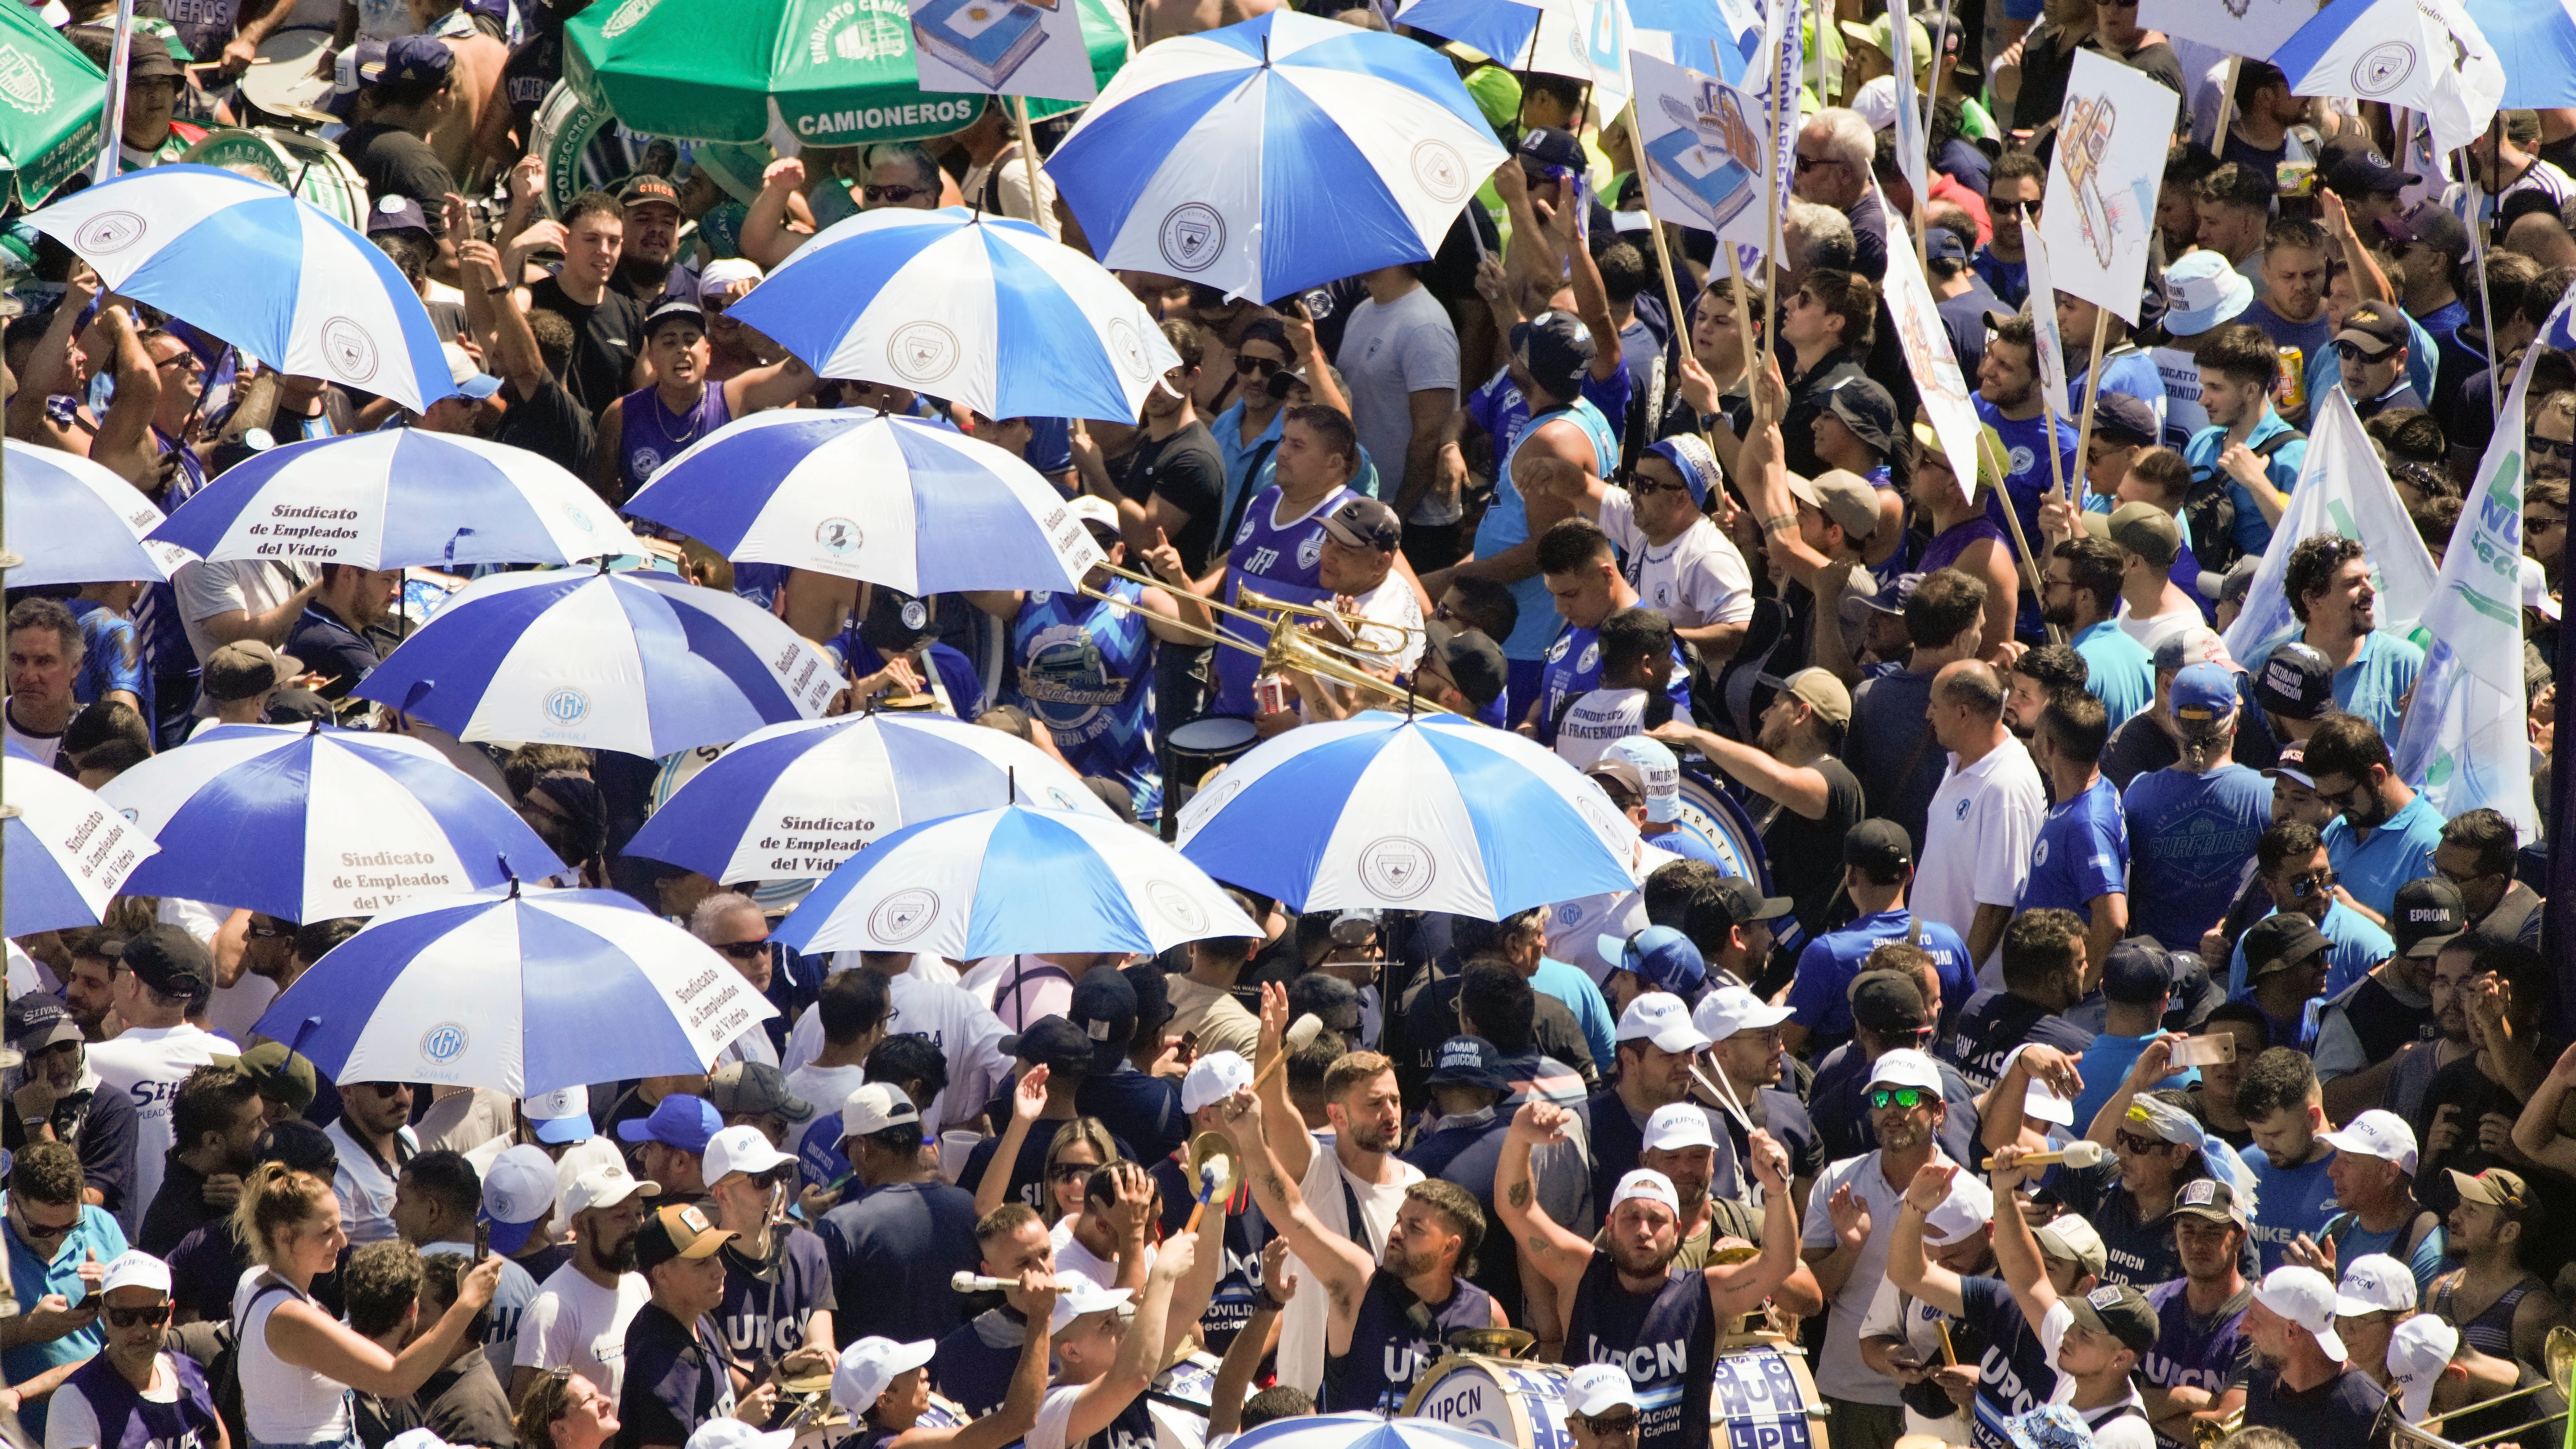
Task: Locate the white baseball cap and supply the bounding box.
[385,1432,458,1449]
[1566,1362,1641,1417]
[842,1082,921,1138]
[525,1086,594,1145]
[1600,737,1683,823]
[686,1423,793,1449]
[703,1124,796,1184]
[1615,992,1713,1055]
[2319,1110,2420,1176]
[1924,1171,1995,1247]
[2387,1315,2459,1422]
[2335,1253,2419,1315]
[479,1144,560,1254]
[1048,1276,1136,1333]
[1691,986,1792,1042]
[99,1249,171,1298]
[563,1163,662,1219]
[830,1337,934,1416]
[1181,1050,1253,1114]
[1640,1102,1718,1153]
[1866,1047,1944,1096]
[1607,1168,1680,1218]
[1998,1045,2074,1126]
[2254,1266,2346,1360]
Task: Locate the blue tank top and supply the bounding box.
[1212,485,1354,715]
[1321,1269,1497,1414]
[58,1349,222,1449]
[1475,401,1622,663]
[1565,1254,1717,1449]
[618,381,733,500]
[1009,577,1161,821]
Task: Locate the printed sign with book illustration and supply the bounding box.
[909,0,1099,101]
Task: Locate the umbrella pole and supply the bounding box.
[93,0,137,181]
[0,433,19,1329]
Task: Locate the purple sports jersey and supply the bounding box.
[1212,485,1354,715]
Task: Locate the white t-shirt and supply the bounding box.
[1050,1214,1154,1291]
[88,1023,230,1238]
[783,1063,867,1117]
[44,1352,185,1449]
[2037,1299,2157,1449]
[1600,492,1755,630]
[173,558,313,681]
[1859,1277,1970,1444]
[2,703,63,768]
[327,1119,419,1247]
[1915,739,2047,981]
[1275,1137,1421,1395]
[1344,575,1426,673]
[789,962,1014,1132]
[1028,1383,1090,1449]
[2115,601,2200,657]
[1335,284,1461,525]
[1802,1152,1937,1405]
[1553,688,1646,771]
[516,1261,651,1397]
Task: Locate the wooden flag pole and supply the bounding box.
[1623,104,1702,401]
[1981,430,2065,646]
[2067,309,2109,502]
[1011,96,1045,229]
[1758,18,1790,376]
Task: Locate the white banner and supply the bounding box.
[2024,228,2073,421]
[1633,52,1770,244]
[2218,387,2440,667]
[2137,0,2321,69]
[2037,51,2178,324]
[1879,208,1984,509]
[908,0,1100,102]
[1888,2,1927,205]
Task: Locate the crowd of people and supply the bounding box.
[9,0,2576,1447]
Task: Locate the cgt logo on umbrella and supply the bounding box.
[1357,836,1435,901]
[544,688,591,726]
[870,887,942,944]
[420,1022,471,1064]
[1410,141,1468,204]
[1158,204,1225,274]
[322,317,380,384]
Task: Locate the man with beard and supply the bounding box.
[1857,1170,1994,1439]
[285,563,401,700]
[595,303,815,506]
[134,1065,257,1255]
[1974,313,2082,579]
[2139,1179,2257,1443]
[2304,714,2445,927]
[1496,1099,1801,1449]
[1801,1050,1959,1449]
[513,1164,662,1400]
[2277,536,2422,744]
[2228,1265,2387,1441]
[1226,1087,1501,1415]
[2225,822,2398,1000]
[2427,1168,2561,1369]
[1694,989,1822,1220]
[2004,644,2089,740]
[610,175,696,309]
[1572,995,1737,1216]
[1647,667,1862,940]
[3,997,137,1220]
[2043,538,2154,728]
[1942,910,2094,1099]
[2018,696,2131,977]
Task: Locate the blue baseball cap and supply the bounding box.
[1644,435,1720,508]
[376,34,455,88]
[616,1093,721,1154]
[2169,661,2239,727]
[1424,1035,1510,1096]
[1597,925,1707,995]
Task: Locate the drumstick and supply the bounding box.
[1249,1014,1324,1093]
[1977,1140,2108,1171]
[1936,1322,1966,1421]
[1690,1060,1756,1134]
[1183,1159,1226,1233]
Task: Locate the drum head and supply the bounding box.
[1404,1356,1570,1449]
[239,28,333,119]
[1168,715,1257,751]
[1673,768,1775,893]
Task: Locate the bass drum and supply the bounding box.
[1145,1351,1220,1449]
[178,128,366,230]
[1674,767,1775,894]
[528,81,649,218]
[234,27,336,126]
[1401,1355,1577,1449]
[1710,1343,1829,1448]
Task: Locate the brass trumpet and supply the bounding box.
[2189,1410,2243,1447]
[1078,563,1453,715]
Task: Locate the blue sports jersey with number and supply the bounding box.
[1010,577,1161,822]
[1213,485,1354,715]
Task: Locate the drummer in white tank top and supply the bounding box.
[232,1165,504,1449]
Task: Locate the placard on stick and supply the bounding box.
[2036,50,2177,325]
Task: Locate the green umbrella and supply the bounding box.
[565,0,1130,147]
[0,6,105,208]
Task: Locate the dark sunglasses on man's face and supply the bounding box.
[2334,340,2394,365]
[714,940,771,961]
[2528,437,2574,463]
[1237,353,1285,378]
[863,184,929,205]
[106,1304,169,1329]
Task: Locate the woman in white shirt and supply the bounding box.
[231,1163,503,1449]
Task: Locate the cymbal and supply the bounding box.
[780,1373,835,1396]
[1446,1327,1536,1359]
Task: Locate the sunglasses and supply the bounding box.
[1048,1162,1097,1182]
[1866,1087,1932,1111]
[862,183,929,204]
[1575,1414,1639,1435]
[1793,153,1836,173]
[2114,1129,2168,1156]
[714,940,771,960]
[2333,340,2396,364]
[1236,354,1285,377]
[2284,868,2337,900]
[105,1304,168,1328]
[1627,476,1695,498]
[2529,438,2574,463]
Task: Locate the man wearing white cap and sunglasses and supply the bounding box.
[1856,1168,1993,1439]
[2233,1264,2385,1442]
[1561,1362,1644,1449]
[698,1126,835,1386]
[833,1276,1056,1449]
[511,1164,662,1403]
[2330,1252,2418,1405]
[1494,1102,1801,1449]
[46,1249,222,1449]
[1692,988,1823,1222]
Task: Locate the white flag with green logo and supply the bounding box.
[2217,386,2437,668]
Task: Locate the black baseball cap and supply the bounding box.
[2392,876,2468,958]
[1068,969,1138,1071]
[1849,969,1928,1034]
[633,1202,734,1271]
[2335,303,2407,356]
[4,997,80,1054]
[2066,1283,2161,1357]
[619,173,683,213]
[1710,876,1794,933]
[2323,150,2418,197]
[1421,621,1507,710]
[1512,311,1594,399]
[2243,912,2330,980]
[2253,642,2335,719]
[1517,126,1585,174]
[123,925,211,1003]
[1425,1035,1510,1095]
[2100,940,2171,1005]
[643,300,706,342]
[1843,819,1914,875]
[1001,1016,1096,1076]
[2090,392,2161,448]
[1823,377,1898,454]
[1322,497,1402,554]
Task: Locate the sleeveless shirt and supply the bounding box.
[1564,1253,1717,1449]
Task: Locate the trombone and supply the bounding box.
[1078,562,1455,716]
[2421,1326,2576,1448]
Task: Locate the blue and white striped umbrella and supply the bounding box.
[7,743,159,935]
[1232,1416,1515,1449]
[1044,12,1510,303]
[150,430,639,569]
[1173,711,1640,918]
[96,725,559,922]
[5,440,195,585]
[254,885,777,1094]
[26,165,454,413]
[622,411,1105,594]
[728,208,1181,424]
[773,804,1260,959]
[353,568,842,757]
[626,712,1118,885]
